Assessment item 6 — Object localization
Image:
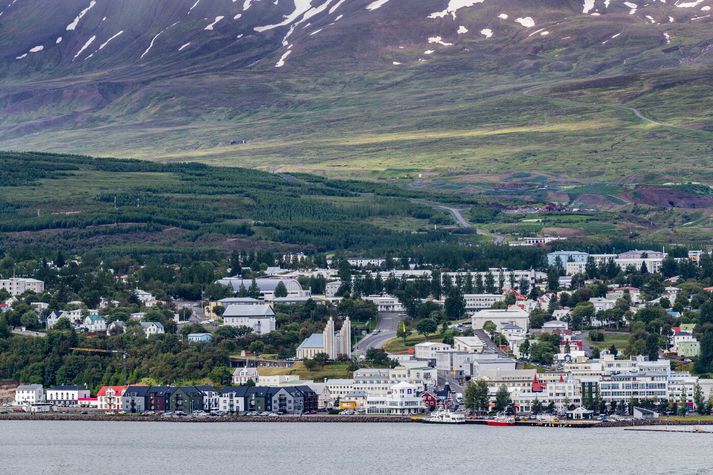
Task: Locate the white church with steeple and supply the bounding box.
[296,316,352,360]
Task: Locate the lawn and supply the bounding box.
[258,362,352,382]
[587,331,630,352]
[383,332,443,354]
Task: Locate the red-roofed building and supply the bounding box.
[531,375,545,393]
[97,386,128,411]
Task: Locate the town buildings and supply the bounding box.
[222,304,276,335]
[365,382,425,415]
[216,277,311,300]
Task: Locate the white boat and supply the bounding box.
[422,409,466,424]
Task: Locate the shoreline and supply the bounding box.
[2,413,713,428]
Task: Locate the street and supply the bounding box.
[353,312,405,356]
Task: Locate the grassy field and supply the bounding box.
[587,332,631,352]
[383,332,443,354]
[258,362,352,381]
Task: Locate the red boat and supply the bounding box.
[487,416,516,427]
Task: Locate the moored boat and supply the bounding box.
[487,415,516,427]
[422,409,466,424]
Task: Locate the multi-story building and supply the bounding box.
[365,382,425,415]
[97,386,128,411]
[15,384,45,405]
[414,342,452,360]
[222,304,277,335]
[464,294,505,312]
[0,278,44,296]
[46,385,90,407]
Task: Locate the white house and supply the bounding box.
[140,322,165,337]
[106,320,127,335]
[222,304,276,335]
[133,289,158,307]
[15,384,45,405]
[232,367,260,385]
[414,342,452,361]
[365,382,425,415]
[81,315,107,333]
[46,385,90,407]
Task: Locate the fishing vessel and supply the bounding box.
[487,415,516,427]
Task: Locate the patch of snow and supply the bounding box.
[702,5,711,11]
[429,36,453,46]
[329,0,346,14]
[66,1,96,31]
[141,30,165,59]
[624,1,637,14]
[310,28,322,35]
[367,0,390,10]
[255,0,315,31]
[275,47,292,67]
[29,45,43,53]
[72,34,96,61]
[675,0,704,7]
[424,49,434,54]
[428,0,485,20]
[480,28,492,38]
[392,61,401,65]
[583,0,596,14]
[645,14,655,22]
[691,13,710,19]
[282,24,296,45]
[669,15,675,21]
[515,17,535,27]
[498,13,508,19]
[16,53,27,60]
[98,30,123,51]
[205,16,225,30]
[457,25,468,34]
[234,13,242,20]
[179,42,191,51]
[541,30,549,36]
[56,37,63,44]
[334,14,343,20]
[664,32,671,43]
[602,32,621,44]
[244,0,253,10]
[188,0,201,13]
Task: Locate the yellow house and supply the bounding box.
[339,391,368,410]
[204,301,223,321]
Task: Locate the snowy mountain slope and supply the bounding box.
[0,0,712,180]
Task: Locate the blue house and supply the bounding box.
[187,333,213,343]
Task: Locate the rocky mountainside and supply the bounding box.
[1,0,712,183]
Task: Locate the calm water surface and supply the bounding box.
[1,421,713,474]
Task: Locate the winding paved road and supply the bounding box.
[523,84,707,134]
[353,312,405,356]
